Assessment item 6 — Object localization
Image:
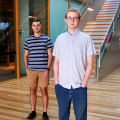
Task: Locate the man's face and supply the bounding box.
[64,11,81,30]
[31,21,42,33]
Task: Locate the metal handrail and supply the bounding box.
[83,0,96,5]
[99,3,120,67]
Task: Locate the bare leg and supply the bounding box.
[30,86,37,111]
[40,87,48,112]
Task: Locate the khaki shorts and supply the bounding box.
[26,69,49,87]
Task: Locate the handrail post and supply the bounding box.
[94,55,97,78]
[99,46,101,68]
[113,20,114,35]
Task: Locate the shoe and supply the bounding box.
[42,114,49,120]
[26,112,36,119]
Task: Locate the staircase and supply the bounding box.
[82,0,120,78]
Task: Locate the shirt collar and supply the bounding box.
[32,33,43,38]
[66,28,80,38]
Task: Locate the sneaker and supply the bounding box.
[26,112,36,119]
[42,114,49,120]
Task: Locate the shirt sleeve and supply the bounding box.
[87,36,96,56]
[52,38,60,58]
[47,38,53,49]
[23,39,29,51]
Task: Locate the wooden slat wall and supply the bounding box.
[0,68,120,120]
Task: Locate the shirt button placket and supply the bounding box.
[70,40,73,86]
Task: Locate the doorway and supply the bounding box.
[0,0,15,82]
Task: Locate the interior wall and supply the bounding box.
[50,0,68,44]
[70,0,82,9]
[50,0,83,44]
[98,13,120,81]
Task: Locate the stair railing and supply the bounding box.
[83,0,96,5]
[98,3,120,67]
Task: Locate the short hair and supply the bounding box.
[32,19,42,24]
[65,8,81,19]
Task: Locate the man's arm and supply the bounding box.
[47,48,53,69]
[53,57,59,85]
[24,50,29,70]
[43,48,53,78]
[81,55,93,87]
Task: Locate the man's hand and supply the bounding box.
[24,50,29,71]
[81,55,93,88]
[25,68,28,73]
[81,82,87,87]
[53,57,59,85]
[55,81,58,85]
[43,70,49,79]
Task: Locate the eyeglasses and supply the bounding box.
[67,17,79,21]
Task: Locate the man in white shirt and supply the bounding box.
[53,8,96,120]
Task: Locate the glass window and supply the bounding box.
[18,0,48,77]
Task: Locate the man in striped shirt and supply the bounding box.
[23,19,53,120]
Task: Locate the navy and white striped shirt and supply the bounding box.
[23,34,53,71]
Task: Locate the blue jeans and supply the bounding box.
[55,84,87,120]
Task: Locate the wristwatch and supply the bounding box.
[46,68,50,71]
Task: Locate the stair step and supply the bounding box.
[100,6,118,9]
[93,40,104,44]
[87,21,111,24]
[84,32,107,35]
[83,29,108,31]
[96,17,113,19]
[95,49,100,52]
[97,14,114,16]
[104,2,120,4]
[85,25,110,28]
[94,43,103,45]
[104,1,120,2]
[101,5,118,8]
[104,0,120,1]
[97,13,116,16]
[98,11,116,14]
[99,9,117,12]
[102,3,119,6]
[91,36,105,39]
[94,19,112,21]
[94,44,102,47]
[95,47,100,49]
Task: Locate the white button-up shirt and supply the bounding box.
[53,28,96,89]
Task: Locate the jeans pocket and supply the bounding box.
[55,83,59,86]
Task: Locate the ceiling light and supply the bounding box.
[87,8,94,11]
